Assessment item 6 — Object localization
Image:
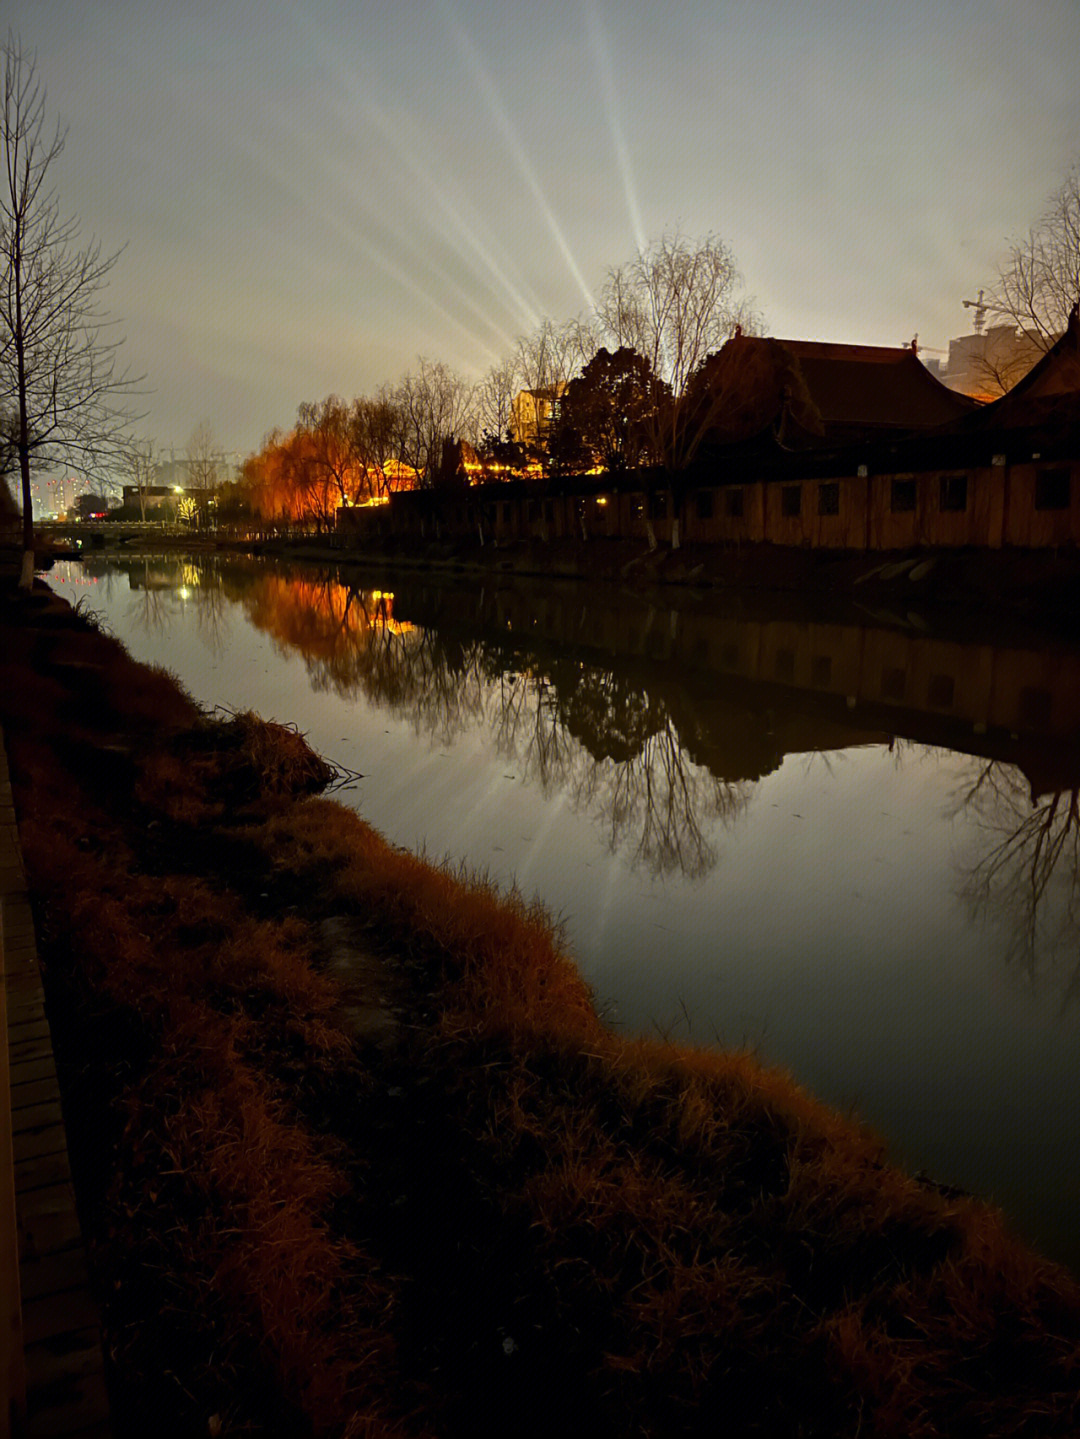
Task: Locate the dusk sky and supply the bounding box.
[9,0,1080,460]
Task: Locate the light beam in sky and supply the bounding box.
[278,145,505,368]
[328,95,543,342]
[437,0,597,313]
[294,3,545,347]
[233,111,508,369]
[585,4,647,254]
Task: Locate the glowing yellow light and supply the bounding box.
[596,496,609,507]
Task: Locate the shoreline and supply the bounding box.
[26,528,1080,637]
[2,578,1080,1436]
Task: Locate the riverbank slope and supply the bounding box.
[2,578,1079,1437]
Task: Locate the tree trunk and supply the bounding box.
[18,431,33,591]
[671,516,681,550]
[645,519,658,552]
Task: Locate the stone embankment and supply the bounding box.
[1,721,111,1436]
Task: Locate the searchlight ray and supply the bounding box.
[585,3,647,253]
[294,2,545,338]
[438,0,597,313]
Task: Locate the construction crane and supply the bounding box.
[961,290,987,333]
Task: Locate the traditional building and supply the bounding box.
[508,384,567,447]
[340,311,1080,555]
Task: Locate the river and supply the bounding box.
[49,552,1080,1272]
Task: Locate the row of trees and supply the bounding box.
[239,360,477,527]
[237,233,763,526]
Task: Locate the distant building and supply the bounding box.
[922,298,1051,401]
[509,384,567,447]
[121,485,177,514]
[342,307,1080,555]
[71,493,111,520]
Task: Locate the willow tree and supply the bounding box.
[1,35,135,587]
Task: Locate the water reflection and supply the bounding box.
[227,569,750,878]
[79,554,1080,916]
[953,762,1080,1009]
[59,554,1080,1269]
[122,556,232,653]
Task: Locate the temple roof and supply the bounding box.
[695,332,977,455]
[774,338,977,439]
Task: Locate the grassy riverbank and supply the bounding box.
[3,578,1080,1437]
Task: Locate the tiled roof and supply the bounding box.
[775,339,977,434]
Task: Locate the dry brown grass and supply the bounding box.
[2,583,1079,1437]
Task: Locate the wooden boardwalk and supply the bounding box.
[1,733,111,1437]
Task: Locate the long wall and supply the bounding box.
[338,458,1080,552]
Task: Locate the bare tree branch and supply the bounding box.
[1,33,139,585]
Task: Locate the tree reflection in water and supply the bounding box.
[229,571,750,879]
[953,761,1080,1009]
[124,556,231,654]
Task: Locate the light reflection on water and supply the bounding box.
[50,555,1080,1271]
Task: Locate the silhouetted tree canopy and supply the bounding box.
[554,347,670,475]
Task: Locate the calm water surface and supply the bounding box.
[52,554,1080,1271]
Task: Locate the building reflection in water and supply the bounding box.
[88,553,1080,999]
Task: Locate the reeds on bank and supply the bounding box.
[1,584,1078,1437]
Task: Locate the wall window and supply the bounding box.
[1035,468,1070,511]
[818,482,840,517]
[939,474,968,512]
[781,485,802,518]
[725,487,744,518]
[649,490,668,519]
[696,489,714,520]
[526,499,538,522]
[812,655,832,687]
[891,479,917,513]
[774,648,795,682]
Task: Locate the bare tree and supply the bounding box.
[296,396,356,511]
[185,420,222,521]
[121,434,157,521]
[981,162,1080,388]
[350,392,402,498]
[597,232,756,397]
[391,358,478,488]
[1,35,136,587]
[476,356,521,445]
[513,316,597,396]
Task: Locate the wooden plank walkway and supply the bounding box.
[1,732,111,1438]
